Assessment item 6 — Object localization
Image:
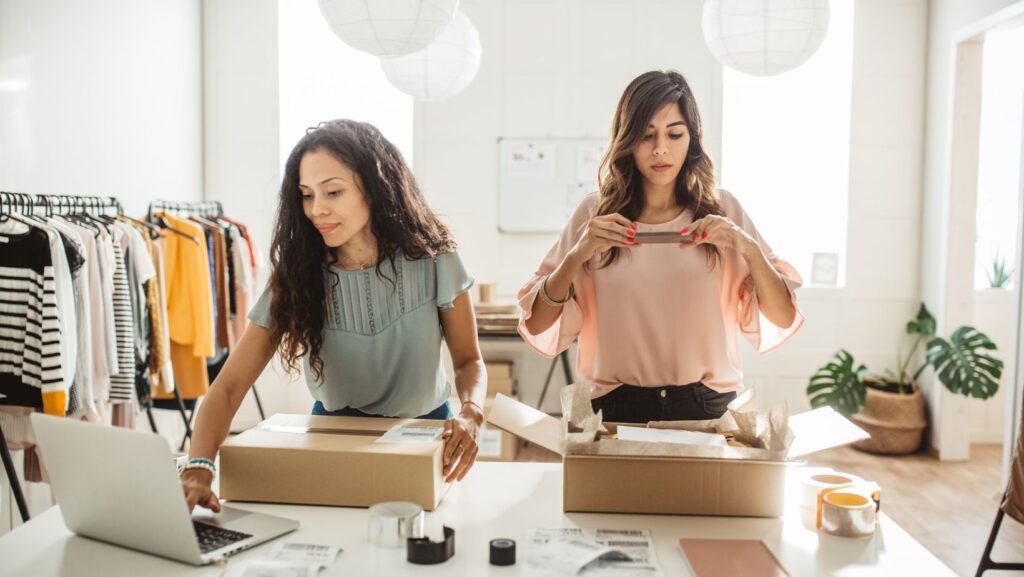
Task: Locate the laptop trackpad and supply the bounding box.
[193,506,250,527]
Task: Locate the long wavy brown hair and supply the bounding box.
[268,119,456,381]
[594,70,724,269]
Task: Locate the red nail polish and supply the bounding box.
[627,229,636,237]
[702,231,709,239]
[680,228,688,234]
[627,238,636,244]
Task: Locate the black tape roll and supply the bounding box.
[489,538,516,566]
[407,526,455,564]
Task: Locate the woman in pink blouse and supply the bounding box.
[518,70,804,423]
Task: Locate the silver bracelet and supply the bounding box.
[539,276,574,307]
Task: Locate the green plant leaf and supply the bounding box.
[926,327,1003,399]
[807,349,867,417]
[906,303,936,338]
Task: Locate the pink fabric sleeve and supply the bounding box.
[516,197,592,357]
[722,191,805,354]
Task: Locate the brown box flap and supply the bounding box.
[487,391,869,462]
[485,393,563,455]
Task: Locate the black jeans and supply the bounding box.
[591,383,736,423]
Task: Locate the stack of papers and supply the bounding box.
[226,543,341,577]
[523,528,663,576]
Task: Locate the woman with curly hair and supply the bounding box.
[181,120,485,512]
[519,70,804,424]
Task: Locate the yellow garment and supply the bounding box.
[42,391,66,417]
[154,213,214,401]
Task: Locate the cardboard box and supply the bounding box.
[484,361,515,398]
[486,387,869,517]
[485,361,512,379]
[220,414,448,510]
[488,377,514,398]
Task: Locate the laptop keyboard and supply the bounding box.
[193,521,253,554]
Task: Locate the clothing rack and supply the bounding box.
[147,199,223,220]
[3,192,186,437]
[147,199,267,448]
[0,191,123,218]
[0,427,30,523]
[2,192,125,523]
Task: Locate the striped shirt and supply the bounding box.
[0,226,64,412]
[109,226,136,402]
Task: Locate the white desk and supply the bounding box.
[0,462,957,577]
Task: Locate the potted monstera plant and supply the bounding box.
[807,303,1003,454]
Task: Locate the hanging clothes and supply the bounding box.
[154,212,214,401]
[0,221,66,415]
[109,224,136,402]
[58,218,112,412]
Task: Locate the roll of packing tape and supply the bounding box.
[407,526,455,564]
[820,491,876,538]
[368,502,424,548]
[800,471,864,512]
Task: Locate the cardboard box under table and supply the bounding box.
[220,414,448,510]
[486,385,869,517]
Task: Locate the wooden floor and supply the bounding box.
[515,441,1024,577]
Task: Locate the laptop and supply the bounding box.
[31,413,299,565]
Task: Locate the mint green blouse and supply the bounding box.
[248,251,473,417]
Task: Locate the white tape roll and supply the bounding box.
[799,471,864,511]
[821,491,876,538]
[368,501,424,548]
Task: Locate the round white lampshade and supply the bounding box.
[318,0,460,58]
[701,0,830,76]
[380,10,481,101]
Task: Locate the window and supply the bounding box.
[278,0,413,167]
[974,26,1024,290]
[719,0,855,287]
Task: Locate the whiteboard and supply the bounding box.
[498,138,607,233]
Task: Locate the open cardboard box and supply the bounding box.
[220,414,449,510]
[486,385,869,517]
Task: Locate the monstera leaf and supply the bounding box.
[807,349,868,417]
[906,303,936,338]
[926,327,1003,400]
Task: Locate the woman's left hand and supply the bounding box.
[680,215,756,256]
[441,403,483,482]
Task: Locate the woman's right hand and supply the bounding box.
[181,469,221,514]
[569,213,637,262]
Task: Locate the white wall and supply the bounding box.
[0,0,203,530]
[0,0,203,216]
[200,0,316,427]
[970,288,1017,443]
[413,0,930,416]
[920,0,1023,457]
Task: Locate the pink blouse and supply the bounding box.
[518,190,804,399]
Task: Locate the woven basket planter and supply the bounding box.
[851,387,927,455]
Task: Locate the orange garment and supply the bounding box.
[154,213,214,401]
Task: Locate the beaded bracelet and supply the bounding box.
[182,458,216,476]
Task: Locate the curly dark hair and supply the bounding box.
[267,119,456,382]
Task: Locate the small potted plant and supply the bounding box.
[807,303,1003,454]
[987,252,1014,289]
